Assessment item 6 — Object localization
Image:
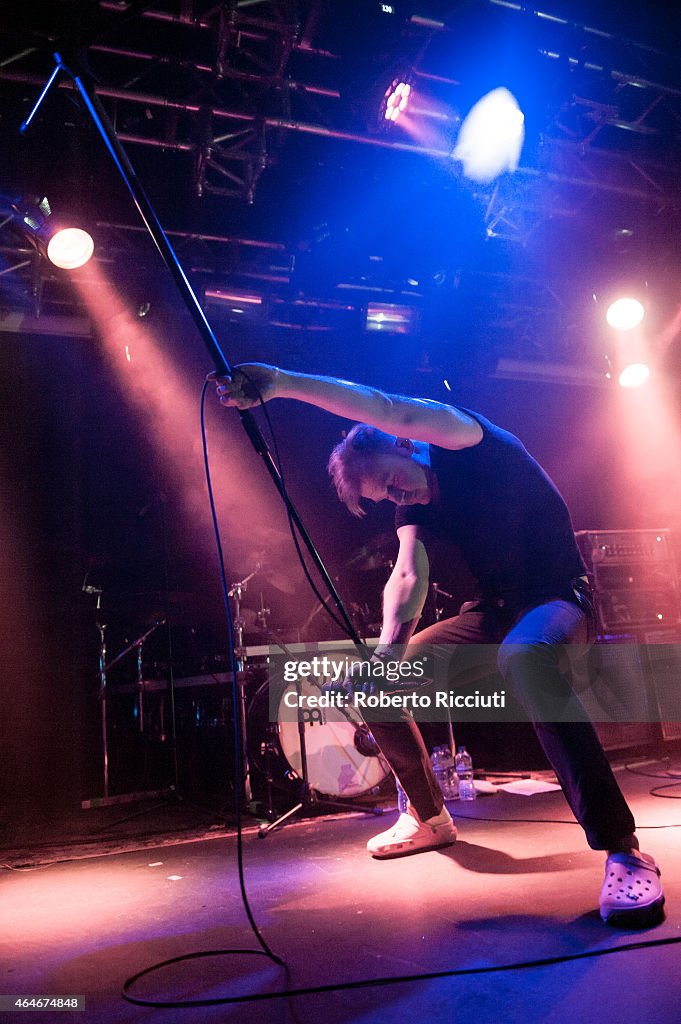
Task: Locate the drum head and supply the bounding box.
[253,675,389,798]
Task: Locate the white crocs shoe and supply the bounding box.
[367,809,457,859]
[599,852,665,927]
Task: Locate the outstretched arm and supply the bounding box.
[215,363,482,450]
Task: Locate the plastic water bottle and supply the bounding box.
[395,778,409,814]
[431,745,458,800]
[455,744,476,801]
[438,744,458,799]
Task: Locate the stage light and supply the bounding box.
[453,87,525,183]
[204,288,263,307]
[203,287,264,321]
[381,77,412,123]
[46,227,94,269]
[606,297,645,331]
[365,302,418,334]
[7,195,94,269]
[618,362,651,389]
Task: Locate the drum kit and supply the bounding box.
[82,531,422,815]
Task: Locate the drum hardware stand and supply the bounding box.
[234,596,385,832]
[256,688,384,839]
[256,591,271,632]
[245,613,388,835]
[83,581,169,806]
[228,568,261,806]
[431,581,453,623]
[299,592,335,638]
[102,620,167,720]
[430,581,458,757]
[87,584,110,801]
[256,727,280,825]
[255,653,386,838]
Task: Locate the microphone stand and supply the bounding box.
[22,51,370,817]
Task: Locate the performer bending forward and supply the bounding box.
[216,363,664,928]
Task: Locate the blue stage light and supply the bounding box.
[454,87,525,183]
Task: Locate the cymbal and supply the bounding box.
[258,565,299,594]
[239,547,299,595]
[346,532,396,572]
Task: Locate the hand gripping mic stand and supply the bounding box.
[23,51,376,827]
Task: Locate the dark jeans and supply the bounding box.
[367,587,636,851]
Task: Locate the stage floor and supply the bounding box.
[2,762,680,1024]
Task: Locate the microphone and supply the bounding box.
[354,723,381,758]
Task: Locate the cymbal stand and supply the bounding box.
[94,591,110,799]
[256,591,271,632]
[228,568,260,806]
[431,581,453,623]
[85,579,166,801]
[431,582,456,757]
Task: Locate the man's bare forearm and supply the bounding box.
[378,572,429,651]
[278,368,474,445]
[216,363,482,448]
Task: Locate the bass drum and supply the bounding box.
[248,675,390,798]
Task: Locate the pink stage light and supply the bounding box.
[618,362,651,389]
[606,297,645,331]
[381,78,412,124]
[46,227,94,269]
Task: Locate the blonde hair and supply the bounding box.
[327,424,395,516]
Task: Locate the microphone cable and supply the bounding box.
[122,380,289,1009]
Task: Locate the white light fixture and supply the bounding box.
[606,297,645,331]
[7,195,94,269]
[454,88,525,183]
[365,302,418,334]
[46,227,95,269]
[383,79,412,122]
[618,362,651,389]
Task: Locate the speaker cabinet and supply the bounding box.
[575,529,681,632]
[642,630,681,742]
[582,640,657,753]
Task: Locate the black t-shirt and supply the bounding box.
[394,408,586,598]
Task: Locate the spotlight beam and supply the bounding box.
[19,49,363,653]
[49,52,231,375]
